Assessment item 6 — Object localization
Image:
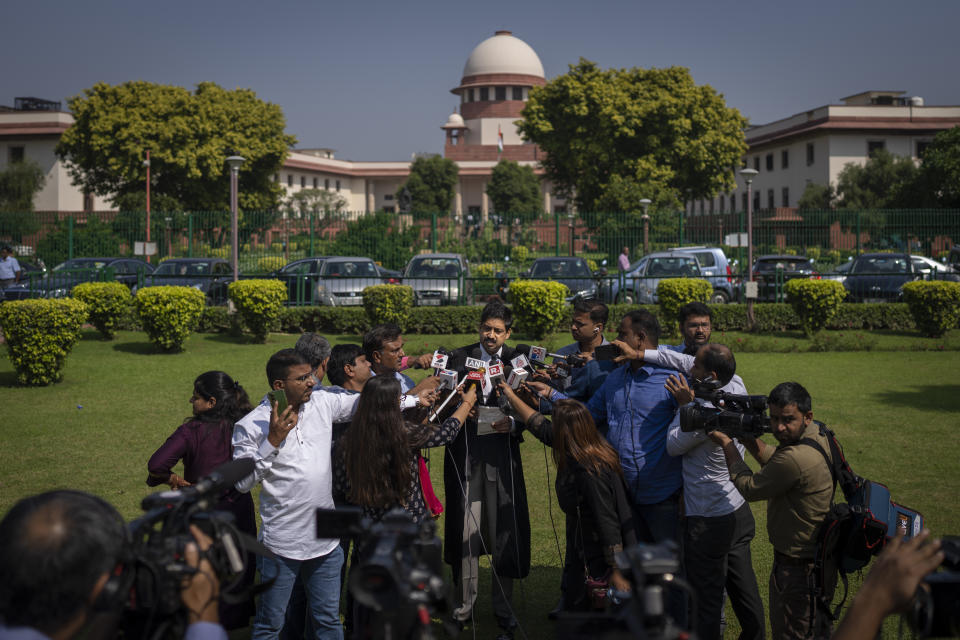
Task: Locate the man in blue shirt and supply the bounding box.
[546,298,618,404]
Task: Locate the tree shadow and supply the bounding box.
[872,384,960,412]
[0,370,22,387]
[111,342,182,356]
[204,333,257,345]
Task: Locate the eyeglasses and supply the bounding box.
[287,372,316,384]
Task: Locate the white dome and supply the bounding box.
[462,31,545,79]
[443,112,466,128]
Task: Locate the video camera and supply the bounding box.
[316,507,447,639]
[678,379,770,439]
[557,541,693,640]
[118,458,265,639]
[908,536,960,638]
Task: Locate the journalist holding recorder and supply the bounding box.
[708,381,835,640]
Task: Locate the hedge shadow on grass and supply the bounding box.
[0,370,20,387]
[871,384,960,413]
[111,341,180,356]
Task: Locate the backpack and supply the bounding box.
[800,422,924,620]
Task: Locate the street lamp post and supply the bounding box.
[225,155,246,282]
[639,198,652,256]
[739,167,759,324]
[144,150,151,264]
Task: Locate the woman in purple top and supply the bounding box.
[146,370,256,630]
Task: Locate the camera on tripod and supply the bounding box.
[678,379,770,439]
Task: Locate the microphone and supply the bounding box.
[430,347,450,375]
[515,343,585,368]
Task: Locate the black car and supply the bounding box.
[3,257,154,300]
[844,253,920,302]
[524,257,600,302]
[751,255,819,302]
[133,257,234,304]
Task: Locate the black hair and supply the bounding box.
[698,343,736,386]
[362,323,402,361]
[294,332,331,369]
[480,300,513,330]
[266,348,311,385]
[192,370,253,424]
[678,301,712,326]
[0,490,126,634]
[573,298,609,326]
[768,381,812,413]
[623,309,660,345]
[328,343,364,388]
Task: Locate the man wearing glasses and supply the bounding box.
[232,348,427,639]
[666,302,713,356]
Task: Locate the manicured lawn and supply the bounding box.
[1,330,957,638]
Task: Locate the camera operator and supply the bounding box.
[709,382,835,639]
[0,490,226,640]
[832,530,944,640]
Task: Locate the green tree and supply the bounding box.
[327,211,422,270]
[56,81,296,212]
[517,60,747,223]
[918,126,960,208]
[797,183,836,210]
[485,160,543,222]
[37,216,121,266]
[0,161,45,242]
[397,155,458,220]
[835,149,920,209]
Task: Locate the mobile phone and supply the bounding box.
[594,344,622,361]
[268,389,288,415]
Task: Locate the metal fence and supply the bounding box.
[1,207,957,274]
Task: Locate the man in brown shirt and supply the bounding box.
[710,382,834,640]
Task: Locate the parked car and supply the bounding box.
[133,257,233,304]
[402,253,470,305]
[611,251,703,304]
[271,256,382,306]
[375,264,403,285]
[910,255,960,282]
[751,255,819,302]
[669,246,736,303]
[821,260,853,285]
[3,257,153,300]
[524,257,600,303]
[844,253,920,302]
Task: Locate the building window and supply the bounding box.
[765,154,774,171]
[300,176,306,188]
[719,197,725,213]
[753,191,760,212]
[335,180,341,192]
[9,146,25,163]
[709,199,714,214]
[867,140,886,156]
[384,194,394,201]
[512,87,523,100]
[753,156,760,171]
[767,189,774,209]
[495,86,506,101]
[742,193,748,211]
[274,173,279,182]
[699,200,704,215]
[479,87,489,101]
[83,192,94,212]
[287,175,293,187]
[325,178,330,190]
[782,187,790,207]
[916,140,931,159]
[781,150,789,169]
[731,195,736,212]
[313,177,318,188]
[383,206,395,213]
[806,143,814,166]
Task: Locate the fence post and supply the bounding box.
[555,210,561,257]
[68,216,74,260]
[856,211,861,256]
[187,213,194,257]
[679,211,684,246]
[431,212,437,252]
[309,211,315,257]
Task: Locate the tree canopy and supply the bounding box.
[56,81,296,212]
[0,161,45,242]
[397,155,459,219]
[918,126,960,208]
[485,160,543,222]
[517,60,747,223]
[834,148,920,209]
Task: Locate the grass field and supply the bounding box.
[1,329,958,638]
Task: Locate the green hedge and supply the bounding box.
[783,279,847,336]
[71,281,132,339]
[0,298,88,385]
[657,279,712,337]
[508,280,568,339]
[135,286,205,351]
[363,285,414,329]
[228,279,287,343]
[901,281,960,338]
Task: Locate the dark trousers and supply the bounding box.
[684,502,765,640]
[633,492,686,626]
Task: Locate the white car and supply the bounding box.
[910,255,960,282]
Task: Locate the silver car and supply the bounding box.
[315,257,383,306]
[402,253,470,305]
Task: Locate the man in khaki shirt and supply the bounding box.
[710,382,834,640]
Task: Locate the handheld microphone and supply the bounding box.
[430,347,449,375]
[516,343,586,368]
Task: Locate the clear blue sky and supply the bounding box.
[5,0,959,161]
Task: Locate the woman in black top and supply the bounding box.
[499,385,635,608]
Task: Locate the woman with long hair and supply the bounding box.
[499,385,635,610]
[334,374,476,523]
[146,370,256,630]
